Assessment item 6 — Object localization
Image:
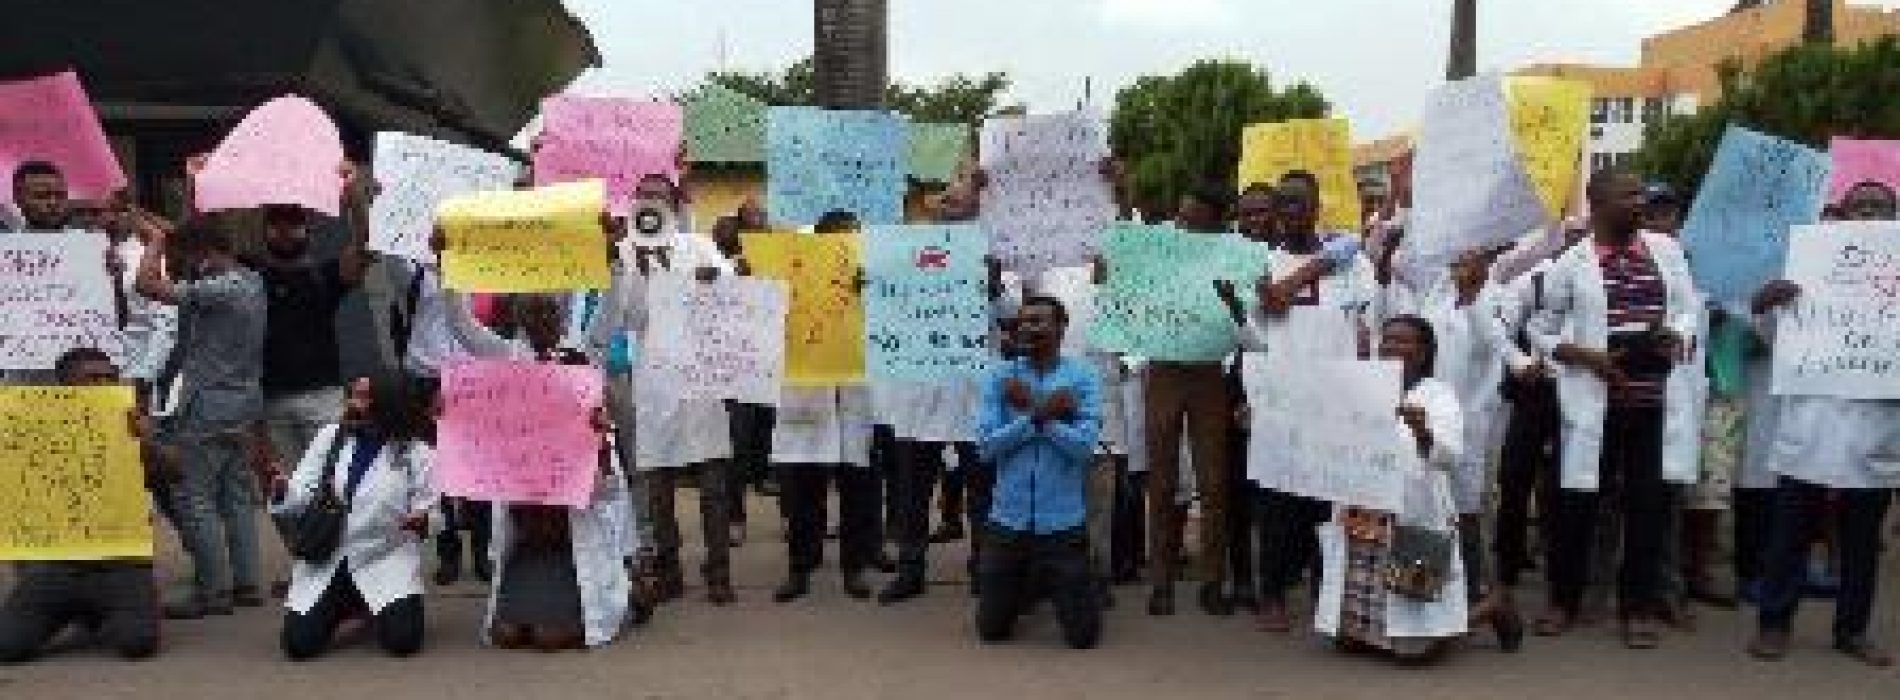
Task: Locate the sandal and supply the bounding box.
[1834,638,1894,668]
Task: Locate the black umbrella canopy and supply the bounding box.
[0,0,598,150]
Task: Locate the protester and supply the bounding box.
[249,163,376,596]
[592,175,740,606]
[1744,180,1898,667]
[134,216,272,619]
[271,373,435,661]
[1233,171,1375,631]
[1528,168,1700,649]
[974,296,1104,649]
[0,348,165,663]
[1320,315,1465,661]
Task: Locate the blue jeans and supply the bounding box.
[170,431,263,604]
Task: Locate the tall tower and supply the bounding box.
[813,0,888,109]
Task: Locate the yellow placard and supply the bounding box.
[1506,77,1591,217]
[741,232,865,386]
[1236,118,1362,232]
[0,385,152,561]
[439,180,611,292]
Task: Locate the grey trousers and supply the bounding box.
[169,429,263,604]
[604,376,655,554]
[263,387,344,544]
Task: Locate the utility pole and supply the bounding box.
[813,0,888,109]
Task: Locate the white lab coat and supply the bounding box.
[273,425,438,615]
[774,386,873,466]
[484,456,636,648]
[1755,309,1900,490]
[597,233,736,470]
[1529,233,1702,490]
[1419,287,1511,514]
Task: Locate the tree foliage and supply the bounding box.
[1634,36,1900,199]
[1107,59,1329,216]
[706,57,1014,124]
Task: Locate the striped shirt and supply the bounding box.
[1596,240,1668,406]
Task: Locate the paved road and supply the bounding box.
[3,495,1895,699]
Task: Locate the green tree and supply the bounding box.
[1634,37,1900,198]
[707,57,1013,125]
[1108,59,1329,216]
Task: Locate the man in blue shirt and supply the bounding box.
[974,296,1104,649]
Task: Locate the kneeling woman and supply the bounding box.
[1320,315,1467,661]
[274,374,438,661]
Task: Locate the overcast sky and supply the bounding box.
[561,0,1900,140]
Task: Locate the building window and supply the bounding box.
[1612,97,1636,124]
[1590,98,1611,125]
[1642,97,1667,123]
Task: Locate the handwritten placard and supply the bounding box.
[1236,118,1361,231]
[436,359,604,507]
[1088,222,1267,361]
[0,234,123,371]
[369,132,520,261]
[194,95,344,216]
[979,112,1116,275]
[863,224,992,381]
[0,385,152,560]
[1408,75,1546,266]
[438,180,610,292]
[1681,126,1830,313]
[766,107,907,227]
[1245,357,1413,512]
[908,122,970,184]
[1826,138,1900,205]
[0,71,126,202]
[684,83,767,164]
[1771,222,1900,400]
[1505,76,1591,217]
[640,274,788,405]
[535,96,682,212]
[741,232,865,386]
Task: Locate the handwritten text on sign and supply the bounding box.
[863,225,992,382]
[1771,222,1900,400]
[0,386,152,560]
[0,70,126,202]
[979,112,1115,275]
[1681,126,1829,313]
[741,233,866,386]
[766,107,907,227]
[1409,74,1546,266]
[438,180,610,292]
[640,275,788,406]
[535,96,682,212]
[369,132,520,262]
[1088,223,1267,362]
[436,359,604,507]
[0,234,123,371]
[1245,357,1414,512]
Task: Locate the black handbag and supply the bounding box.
[276,433,351,563]
[1384,525,1454,602]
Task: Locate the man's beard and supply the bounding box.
[266,241,309,261]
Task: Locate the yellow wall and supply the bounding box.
[1520,0,1900,103]
[685,169,762,229]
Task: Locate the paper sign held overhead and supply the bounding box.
[1680,126,1830,313]
[194,95,344,216]
[535,96,683,213]
[438,180,611,293]
[1826,138,1900,206]
[979,112,1116,275]
[1237,118,1361,232]
[369,132,521,262]
[0,71,126,203]
[1771,222,1900,401]
[766,107,907,227]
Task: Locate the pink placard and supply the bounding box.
[0,71,126,202]
[435,359,605,507]
[193,95,344,216]
[534,96,682,212]
[1828,138,1900,205]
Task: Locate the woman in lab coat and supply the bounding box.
[1318,314,1467,662]
[274,373,437,661]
